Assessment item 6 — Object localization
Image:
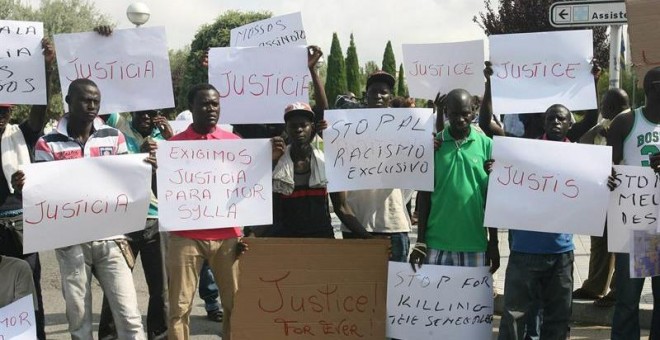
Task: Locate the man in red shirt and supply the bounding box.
[166,83,250,340]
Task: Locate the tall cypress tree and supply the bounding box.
[345,33,361,96]
[381,40,396,76]
[397,63,407,97]
[325,33,348,108]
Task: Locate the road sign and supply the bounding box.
[549,1,627,28]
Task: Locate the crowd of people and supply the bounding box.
[0,24,659,340]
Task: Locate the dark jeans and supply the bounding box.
[342,231,410,262]
[611,253,660,340]
[499,251,573,340]
[0,215,46,340]
[99,219,167,340]
[199,261,221,312]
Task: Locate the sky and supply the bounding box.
[25,0,489,65]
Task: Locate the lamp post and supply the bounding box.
[126,2,151,27]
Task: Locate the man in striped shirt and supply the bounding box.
[29,79,146,340]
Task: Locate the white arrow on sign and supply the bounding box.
[549,0,627,28]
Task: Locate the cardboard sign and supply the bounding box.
[54,26,174,114]
[489,30,597,114]
[0,295,36,340]
[156,139,272,231]
[626,0,660,82]
[232,238,389,340]
[386,262,493,340]
[323,108,434,192]
[230,12,306,47]
[21,154,151,253]
[484,136,611,235]
[0,20,47,105]
[402,40,485,100]
[208,46,309,124]
[608,165,659,253]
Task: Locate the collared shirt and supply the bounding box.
[34,114,128,241]
[106,112,163,217]
[168,125,242,241]
[426,127,491,252]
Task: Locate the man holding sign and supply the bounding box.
[26,79,147,340]
[410,89,499,272]
[607,66,660,340]
[0,38,54,340]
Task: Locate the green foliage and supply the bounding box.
[596,68,646,109]
[176,10,271,112]
[381,40,396,76]
[474,0,609,64]
[345,33,361,96]
[167,47,191,118]
[0,0,112,121]
[325,32,347,108]
[396,63,407,97]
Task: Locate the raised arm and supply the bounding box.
[26,38,55,133]
[329,192,372,239]
[478,62,505,137]
[308,46,328,111]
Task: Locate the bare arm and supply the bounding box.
[478,62,505,138]
[607,111,635,165]
[567,108,598,142]
[329,192,372,238]
[26,38,55,133]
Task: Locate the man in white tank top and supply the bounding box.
[607,66,660,340]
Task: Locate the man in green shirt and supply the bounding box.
[410,89,499,273]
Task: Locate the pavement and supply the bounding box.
[38,220,653,339]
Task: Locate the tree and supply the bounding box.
[474,0,608,63]
[396,63,407,97]
[325,32,347,108]
[345,33,361,96]
[381,41,396,76]
[0,0,112,121]
[177,10,271,112]
[167,47,191,118]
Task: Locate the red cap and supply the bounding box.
[283,102,315,122]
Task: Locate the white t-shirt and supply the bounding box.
[342,189,412,233]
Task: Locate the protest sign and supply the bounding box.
[54,26,174,114]
[484,136,611,235]
[232,238,389,340]
[629,229,660,278]
[489,30,597,114]
[22,154,151,253]
[230,12,306,47]
[626,0,660,82]
[608,165,659,252]
[386,262,493,340]
[0,20,47,105]
[156,139,272,231]
[208,46,309,124]
[0,295,36,340]
[402,40,485,100]
[323,108,434,192]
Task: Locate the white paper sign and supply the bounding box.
[489,30,597,114]
[0,20,47,105]
[208,46,309,124]
[22,154,151,253]
[54,26,174,114]
[402,40,485,100]
[230,12,306,47]
[608,165,659,253]
[0,295,36,340]
[324,108,434,192]
[386,262,493,340]
[484,136,611,235]
[156,139,272,231]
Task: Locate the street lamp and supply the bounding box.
[126,2,151,27]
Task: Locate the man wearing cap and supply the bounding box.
[98,109,173,339]
[0,38,54,340]
[271,102,370,238]
[340,71,413,261]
